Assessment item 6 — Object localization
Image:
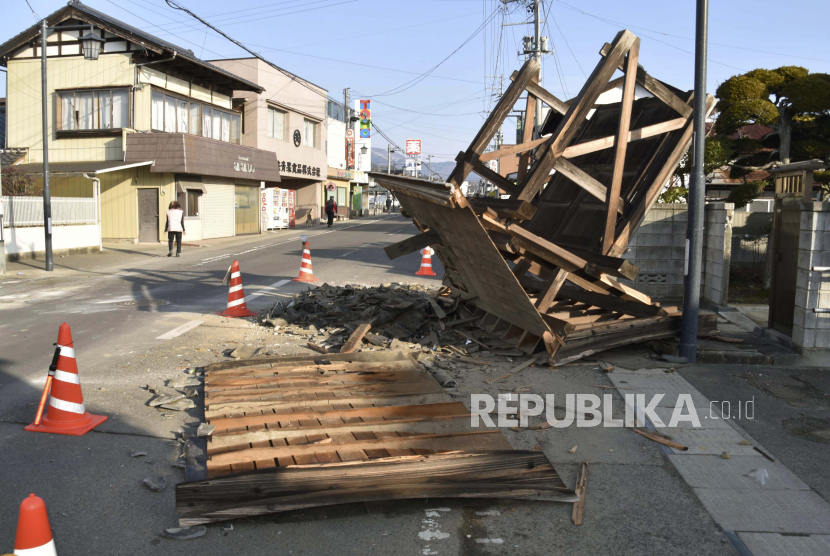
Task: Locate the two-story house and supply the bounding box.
[0,1,281,243]
[208,58,327,224]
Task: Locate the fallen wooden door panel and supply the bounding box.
[177,451,578,526]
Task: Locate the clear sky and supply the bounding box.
[3,0,829,163]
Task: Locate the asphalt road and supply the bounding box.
[0,215,737,555]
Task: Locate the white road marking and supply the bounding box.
[189,217,393,267]
[156,319,204,340]
[246,279,291,300]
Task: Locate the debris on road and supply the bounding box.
[370,29,719,366]
[568,445,578,454]
[162,526,206,540]
[174,350,578,526]
[572,461,588,526]
[130,451,148,458]
[721,452,731,459]
[143,476,167,492]
[632,428,688,451]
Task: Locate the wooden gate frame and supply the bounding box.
[375,30,718,362]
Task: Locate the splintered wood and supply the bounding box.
[175,351,577,525]
[371,29,719,365]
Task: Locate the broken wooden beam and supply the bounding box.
[384,230,442,261]
[340,323,372,354]
[468,198,537,221]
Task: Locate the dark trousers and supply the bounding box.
[168,231,182,254]
[326,212,334,227]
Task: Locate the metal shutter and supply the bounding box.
[201,177,235,239]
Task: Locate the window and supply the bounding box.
[267,107,285,140]
[187,190,201,217]
[150,89,240,144]
[303,118,318,148]
[58,88,129,131]
[176,189,201,217]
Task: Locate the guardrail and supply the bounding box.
[2,196,97,227]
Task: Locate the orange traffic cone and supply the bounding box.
[218,260,257,318]
[292,240,319,283]
[25,323,107,436]
[415,247,436,276]
[14,494,57,556]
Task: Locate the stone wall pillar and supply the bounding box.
[702,202,734,306]
[792,202,830,355]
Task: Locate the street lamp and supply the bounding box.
[360,145,368,155]
[39,20,105,271]
[387,145,398,174]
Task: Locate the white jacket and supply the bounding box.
[166,209,184,233]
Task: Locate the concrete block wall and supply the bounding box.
[621,203,733,305]
[792,202,830,355]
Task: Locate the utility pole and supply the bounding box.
[41,19,53,271]
[533,0,542,132]
[427,155,433,181]
[343,88,351,169]
[679,0,709,363]
[387,144,396,174]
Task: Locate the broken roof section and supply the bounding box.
[373,30,718,364]
[0,0,264,94]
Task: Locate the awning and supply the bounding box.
[176,174,207,193]
[13,160,154,176]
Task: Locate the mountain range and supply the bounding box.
[370,148,481,182]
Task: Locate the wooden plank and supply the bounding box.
[572,461,588,525]
[608,94,716,257]
[205,380,444,406]
[535,268,568,313]
[558,284,665,318]
[205,350,416,374]
[599,42,693,118]
[468,198,537,221]
[208,370,431,391]
[515,30,638,202]
[561,117,687,160]
[603,39,639,254]
[564,76,624,107]
[462,152,520,196]
[481,214,587,274]
[448,57,540,186]
[208,431,507,466]
[518,73,538,182]
[523,78,570,115]
[340,323,372,354]
[209,402,469,431]
[598,274,652,305]
[177,451,578,525]
[553,157,624,213]
[384,231,441,261]
[209,415,475,453]
[479,136,548,162]
[205,392,454,421]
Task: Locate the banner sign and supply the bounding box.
[346,128,355,169]
[405,139,422,156]
[359,100,371,138]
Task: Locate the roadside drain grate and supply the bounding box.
[116,300,170,307]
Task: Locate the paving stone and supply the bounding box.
[607,374,710,409]
[694,489,830,534]
[738,533,830,556]
[667,428,759,455]
[651,407,739,431]
[667,455,811,491]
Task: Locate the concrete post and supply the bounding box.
[792,201,830,360]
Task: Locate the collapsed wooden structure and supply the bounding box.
[374,30,718,364]
[176,350,577,525]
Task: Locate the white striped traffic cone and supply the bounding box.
[218,260,257,318]
[415,247,436,276]
[292,239,319,283]
[14,494,57,556]
[25,323,107,436]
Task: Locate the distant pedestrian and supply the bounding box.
[165,200,185,257]
[325,196,337,228]
[385,196,392,213]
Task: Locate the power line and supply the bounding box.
[548,10,586,78]
[365,6,501,97]
[553,0,830,65]
[23,0,39,21]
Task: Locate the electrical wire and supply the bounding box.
[24,0,39,21]
[365,6,501,97]
[548,9,586,78]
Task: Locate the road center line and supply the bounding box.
[246,279,292,300]
[156,319,204,340]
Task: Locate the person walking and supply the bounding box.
[165,200,185,257]
[325,196,337,228]
[385,196,392,213]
